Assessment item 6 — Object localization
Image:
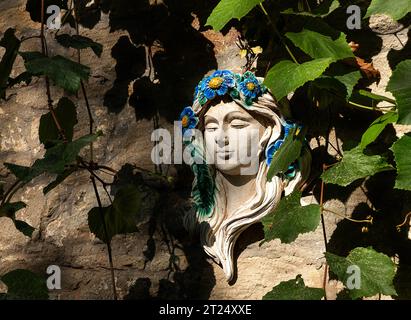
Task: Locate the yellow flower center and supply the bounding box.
[246,82,256,91]
[182,115,189,128]
[209,77,224,89]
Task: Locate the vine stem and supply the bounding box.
[72,0,117,299]
[259,3,300,65]
[40,0,67,142]
[90,175,118,300]
[320,166,328,300]
[73,0,94,160]
[348,100,397,113]
[396,212,411,232]
[323,208,373,224]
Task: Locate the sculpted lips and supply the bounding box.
[217,150,234,160]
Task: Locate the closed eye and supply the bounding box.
[205,124,219,132]
[230,120,250,129]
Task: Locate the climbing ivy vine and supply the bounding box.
[207,0,411,300]
[0,0,410,300]
[0,0,143,300]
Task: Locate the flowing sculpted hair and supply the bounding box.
[183,77,311,282]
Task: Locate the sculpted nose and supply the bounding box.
[215,129,229,147]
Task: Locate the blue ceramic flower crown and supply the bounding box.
[194,70,267,108]
[180,70,267,137]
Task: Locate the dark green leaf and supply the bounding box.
[325,247,397,299]
[5,133,101,183]
[387,60,411,125]
[20,52,90,93]
[327,63,362,99]
[1,269,48,300]
[267,127,304,181]
[56,34,103,57]
[43,167,78,195]
[286,29,354,62]
[321,146,393,186]
[0,28,21,99]
[206,0,264,31]
[390,134,411,191]
[88,185,141,243]
[360,112,398,150]
[282,0,340,17]
[261,191,321,244]
[309,76,348,107]
[263,275,324,300]
[39,97,78,148]
[264,58,333,101]
[364,0,411,21]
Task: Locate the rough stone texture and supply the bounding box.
[0,1,410,300]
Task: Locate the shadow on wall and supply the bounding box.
[100,0,218,122]
[112,164,217,300]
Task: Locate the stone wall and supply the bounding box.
[0,0,410,300]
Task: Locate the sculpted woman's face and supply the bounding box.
[204,101,266,176]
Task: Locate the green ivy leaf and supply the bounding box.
[286,29,354,62]
[0,28,21,99]
[325,247,397,299]
[205,0,264,31]
[327,63,361,99]
[364,0,411,21]
[387,60,411,125]
[39,97,78,148]
[20,52,90,93]
[360,112,398,150]
[0,202,34,237]
[321,146,393,186]
[264,58,333,101]
[390,134,411,191]
[263,275,325,300]
[56,34,103,57]
[5,132,101,183]
[267,127,304,181]
[88,185,141,243]
[261,191,321,244]
[281,0,340,17]
[1,269,48,300]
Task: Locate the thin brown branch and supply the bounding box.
[320,164,328,300]
[396,212,411,232]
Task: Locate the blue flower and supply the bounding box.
[265,139,284,166]
[238,71,261,105]
[180,106,198,136]
[265,121,303,166]
[197,70,236,104]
